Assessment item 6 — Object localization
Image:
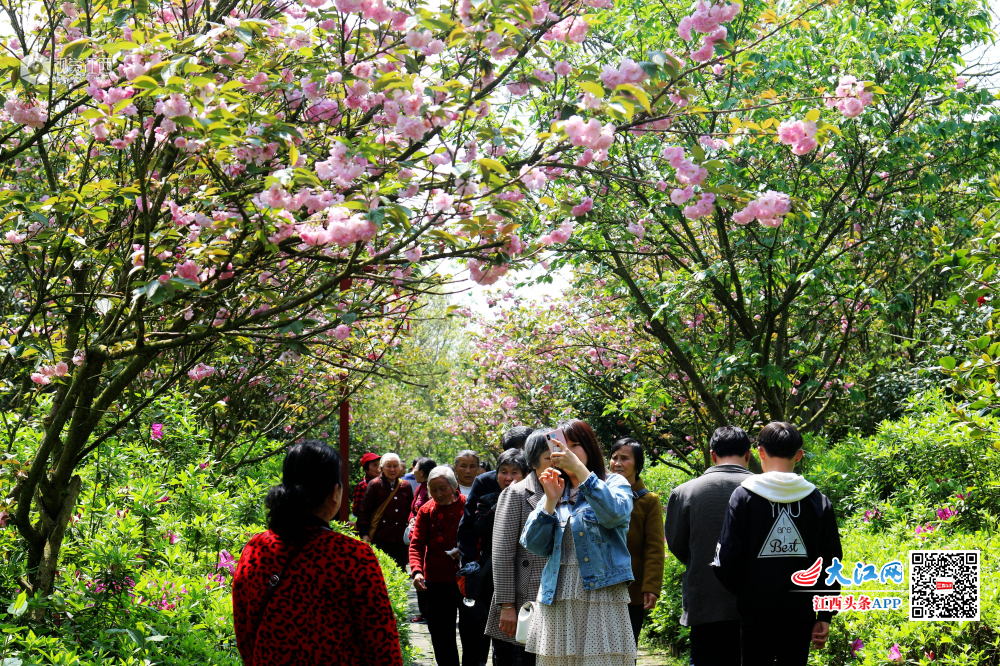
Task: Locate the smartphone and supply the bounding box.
[546,429,567,452]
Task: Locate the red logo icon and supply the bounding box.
[791,557,823,586]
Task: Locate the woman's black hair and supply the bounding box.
[496,448,529,476]
[610,437,645,478]
[266,439,341,540]
[416,457,436,477]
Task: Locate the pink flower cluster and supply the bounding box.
[3,97,48,129]
[188,363,216,381]
[824,75,874,118]
[30,361,70,385]
[151,423,164,440]
[468,258,509,285]
[660,146,708,186]
[626,219,646,238]
[599,59,647,88]
[572,197,593,216]
[563,116,615,153]
[732,190,792,227]
[154,93,192,118]
[294,207,378,248]
[543,17,589,43]
[683,193,715,220]
[776,119,818,155]
[678,1,740,63]
[537,220,575,246]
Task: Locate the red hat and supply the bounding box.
[360,452,380,467]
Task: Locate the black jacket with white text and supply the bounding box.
[711,472,843,623]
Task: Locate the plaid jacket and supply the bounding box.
[485,471,548,644]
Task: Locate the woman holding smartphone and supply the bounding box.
[487,430,552,666]
[519,419,636,666]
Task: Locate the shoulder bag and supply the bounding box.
[368,480,401,540]
[255,527,330,629]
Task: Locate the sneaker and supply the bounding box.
[411,615,427,624]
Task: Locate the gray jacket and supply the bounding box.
[665,464,754,626]
[486,472,548,644]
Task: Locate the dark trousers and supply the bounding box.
[740,617,815,666]
[425,582,463,666]
[373,539,408,571]
[627,604,647,646]
[492,639,536,666]
[459,601,490,666]
[689,620,741,666]
[417,589,429,617]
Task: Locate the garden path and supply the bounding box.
[405,585,677,665]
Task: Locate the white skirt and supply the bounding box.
[525,540,636,666]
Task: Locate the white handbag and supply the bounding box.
[515,602,534,644]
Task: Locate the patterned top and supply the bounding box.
[232,522,402,666]
[351,478,370,518]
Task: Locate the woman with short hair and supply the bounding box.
[609,437,665,646]
[408,466,466,666]
[232,440,402,666]
[454,449,481,497]
[486,430,553,666]
[358,452,414,570]
[520,419,636,666]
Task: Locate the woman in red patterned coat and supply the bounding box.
[233,440,402,666]
[408,465,466,666]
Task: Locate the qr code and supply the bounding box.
[909,550,979,621]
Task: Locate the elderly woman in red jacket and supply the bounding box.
[408,466,466,666]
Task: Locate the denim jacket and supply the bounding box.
[519,471,634,605]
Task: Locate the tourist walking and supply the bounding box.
[409,456,437,624]
[409,466,467,666]
[458,426,533,567]
[232,440,402,666]
[357,452,414,570]
[486,430,552,666]
[454,449,482,498]
[664,425,754,665]
[411,457,437,518]
[520,419,636,666]
[351,451,382,519]
[609,437,665,646]
[460,448,529,666]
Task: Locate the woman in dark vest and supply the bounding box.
[358,451,414,570]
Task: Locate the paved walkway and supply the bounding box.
[405,586,681,666]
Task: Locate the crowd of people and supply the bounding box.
[231,419,843,666]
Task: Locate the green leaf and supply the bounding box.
[7,592,27,617]
[940,356,957,370]
[578,80,605,97]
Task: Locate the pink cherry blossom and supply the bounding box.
[334,324,351,340]
[572,197,593,216]
[175,260,201,282]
